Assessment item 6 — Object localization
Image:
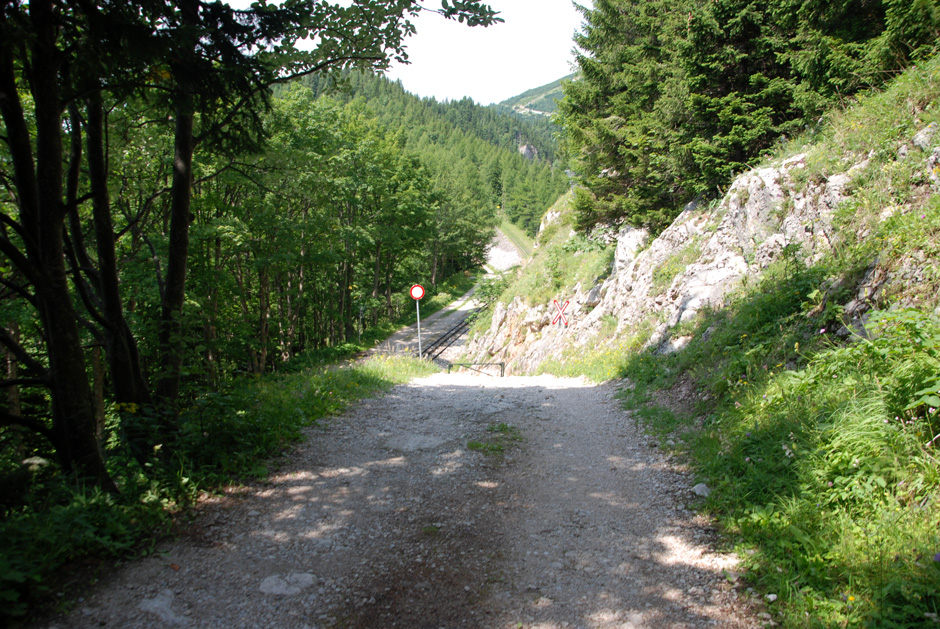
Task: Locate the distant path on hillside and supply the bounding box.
[367,229,524,361]
[366,285,479,359]
[487,227,525,272]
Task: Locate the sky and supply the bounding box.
[224,0,588,106]
[386,1,587,105]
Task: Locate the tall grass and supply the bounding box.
[694,310,940,626]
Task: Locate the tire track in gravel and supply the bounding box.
[39,373,759,629]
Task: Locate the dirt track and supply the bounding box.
[41,372,758,628]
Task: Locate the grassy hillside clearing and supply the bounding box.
[498,219,535,259]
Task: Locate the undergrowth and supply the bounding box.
[497,191,616,309]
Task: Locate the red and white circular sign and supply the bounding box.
[409,284,425,300]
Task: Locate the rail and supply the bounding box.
[421,300,492,362]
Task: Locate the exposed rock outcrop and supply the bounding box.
[518,143,539,160]
[467,127,939,375]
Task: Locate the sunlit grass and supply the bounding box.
[499,219,534,259]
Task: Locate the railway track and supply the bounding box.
[421,301,491,362]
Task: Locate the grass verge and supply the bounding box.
[499,220,534,259]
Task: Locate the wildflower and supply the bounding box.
[745,457,751,462]
[934,553,940,562]
[828,481,834,487]
[819,328,826,334]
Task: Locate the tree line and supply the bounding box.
[0,0,505,491]
[301,71,570,235]
[559,0,940,233]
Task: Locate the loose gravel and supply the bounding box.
[39,372,760,628]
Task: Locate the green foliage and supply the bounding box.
[559,0,940,233]
[301,71,569,237]
[690,309,940,626]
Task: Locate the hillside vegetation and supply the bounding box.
[560,0,940,234]
[300,72,570,235]
[477,54,940,626]
[495,73,576,116]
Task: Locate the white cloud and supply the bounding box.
[224,0,588,105]
[386,0,586,104]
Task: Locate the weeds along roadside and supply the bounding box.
[0,347,445,621]
[537,221,940,625]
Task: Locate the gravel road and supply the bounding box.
[40,372,759,628]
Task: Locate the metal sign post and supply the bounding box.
[410,284,425,357]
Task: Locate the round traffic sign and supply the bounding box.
[409,284,425,300]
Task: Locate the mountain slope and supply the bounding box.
[468,55,940,626]
[296,72,570,235]
[496,73,577,116]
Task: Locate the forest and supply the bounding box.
[0,0,573,615]
[559,0,940,233]
[299,71,570,235]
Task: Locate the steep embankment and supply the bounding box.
[468,57,940,627]
[469,86,940,376]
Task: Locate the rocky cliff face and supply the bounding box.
[467,129,940,374]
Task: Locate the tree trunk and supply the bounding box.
[85,92,151,409]
[257,265,270,373]
[0,5,114,489]
[431,239,439,287]
[4,322,24,461]
[155,97,195,415]
[385,256,396,317]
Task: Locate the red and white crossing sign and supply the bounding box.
[410,284,425,357]
[552,299,569,326]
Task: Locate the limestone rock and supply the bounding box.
[466,150,866,376]
[913,122,938,151]
[138,589,189,626]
